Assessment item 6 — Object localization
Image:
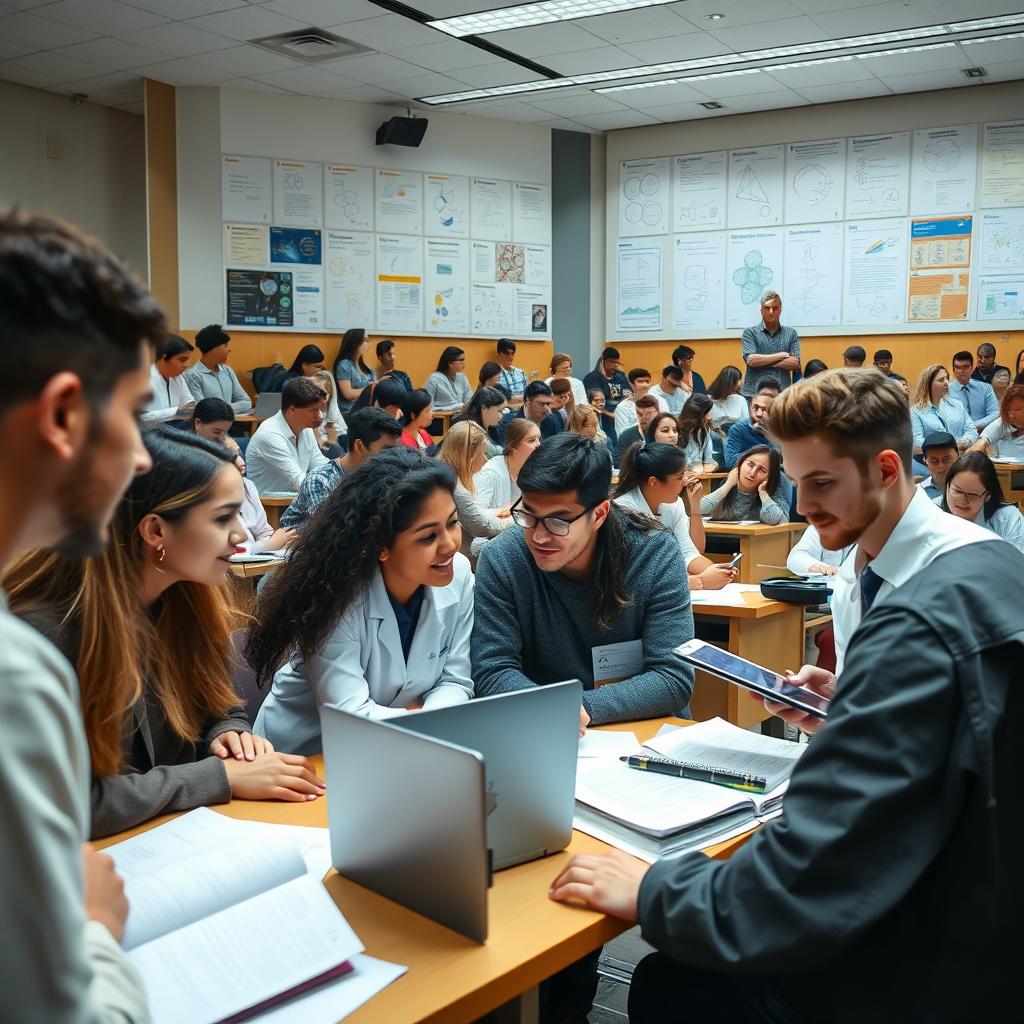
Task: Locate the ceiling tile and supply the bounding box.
[960,36,1024,66]
[808,0,964,37]
[671,0,806,31]
[137,57,227,85]
[8,50,104,83]
[536,116,598,133]
[252,63,358,92]
[418,0,509,14]
[3,0,63,8]
[315,53,426,85]
[571,109,660,130]
[621,79,709,106]
[790,79,892,103]
[461,100,553,122]
[115,22,235,57]
[125,0,246,17]
[620,31,732,64]
[858,45,968,75]
[36,0,169,34]
[0,38,35,60]
[788,0,889,11]
[678,69,773,98]
[448,61,547,86]
[528,90,629,116]
[0,2,16,12]
[194,44,300,76]
[382,70,471,96]
[185,6,308,43]
[638,100,724,122]
[478,22,606,59]
[0,10,98,48]
[979,60,1024,83]
[543,45,642,76]
[766,56,880,88]
[113,99,145,114]
[51,37,173,70]
[332,14,447,50]
[583,7,697,45]
[0,59,58,86]
[393,39,498,73]
[715,87,809,112]
[874,67,980,93]
[314,82,406,103]
[213,75,290,92]
[58,70,144,99]
[261,0,381,26]
[707,15,832,51]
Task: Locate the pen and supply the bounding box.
[620,755,767,793]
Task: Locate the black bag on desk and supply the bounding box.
[759,577,832,605]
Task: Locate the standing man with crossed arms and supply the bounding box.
[740,289,800,399]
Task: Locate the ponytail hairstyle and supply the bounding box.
[503,416,538,455]
[246,448,457,682]
[3,429,243,775]
[613,441,686,498]
[677,393,713,449]
[438,420,489,491]
[713,444,782,520]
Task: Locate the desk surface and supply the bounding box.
[703,520,805,536]
[691,589,793,620]
[97,717,751,1024]
[258,494,296,507]
[228,557,286,579]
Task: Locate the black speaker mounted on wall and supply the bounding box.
[375,116,428,147]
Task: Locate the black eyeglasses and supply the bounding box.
[509,497,594,537]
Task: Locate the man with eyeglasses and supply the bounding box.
[918,431,960,501]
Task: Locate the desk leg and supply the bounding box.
[485,986,539,1024]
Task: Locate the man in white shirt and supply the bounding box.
[648,365,686,415]
[246,376,329,494]
[0,210,161,1022]
[613,368,669,436]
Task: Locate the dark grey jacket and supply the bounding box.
[637,540,1024,1023]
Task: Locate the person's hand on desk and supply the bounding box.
[210,730,274,761]
[579,706,590,737]
[807,563,838,576]
[264,527,296,551]
[83,843,129,942]
[224,751,326,802]
[548,850,649,922]
[753,664,835,736]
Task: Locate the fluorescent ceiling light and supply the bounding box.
[428,0,680,37]
[961,30,1024,44]
[417,13,1024,103]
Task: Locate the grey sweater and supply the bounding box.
[700,482,789,524]
[471,519,694,724]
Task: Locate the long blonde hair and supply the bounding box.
[437,420,489,492]
[912,364,948,410]
[3,430,242,775]
[568,404,599,436]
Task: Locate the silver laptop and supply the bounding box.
[394,680,582,870]
[320,706,491,941]
[250,391,282,420]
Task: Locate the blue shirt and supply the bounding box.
[334,359,376,413]
[582,368,632,442]
[948,378,998,430]
[497,366,528,399]
[910,399,973,450]
[387,585,426,662]
[740,321,800,396]
[280,460,345,530]
[724,419,778,468]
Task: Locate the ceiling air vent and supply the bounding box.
[250,28,372,64]
[700,101,724,109]
[962,66,987,78]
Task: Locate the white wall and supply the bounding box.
[176,87,553,330]
[604,81,1024,341]
[0,79,147,279]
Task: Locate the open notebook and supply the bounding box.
[574,717,805,863]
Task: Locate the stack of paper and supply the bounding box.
[573,718,804,863]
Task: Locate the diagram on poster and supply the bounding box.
[980,121,1024,208]
[616,241,662,330]
[269,227,322,265]
[222,156,271,224]
[977,277,1024,320]
[842,219,907,325]
[471,178,512,241]
[619,158,669,237]
[728,146,784,228]
[907,216,971,322]
[472,283,514,335]
[324,165,373,231]
[524,244,550,287]
[672,233,725,330]
[845,134,909,218]
[324,230,373,330]
[978,209,1024,275]
[226,269,293,327]
[785,139,844,223]
[783,224,842,327]
[672,152,726,232]
[426,173,468,237]
[425,237,469,333]
[726,229,783,328]
[910,125,977,215]
[272,160,323,228]
[495,243,525,284]
[514,286,549,335]
[376,234,422,333]
[513,183,551,244]
[375,169,422,235]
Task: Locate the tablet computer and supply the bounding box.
[676,639,830,719]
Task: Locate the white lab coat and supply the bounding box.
[254,554,475,755]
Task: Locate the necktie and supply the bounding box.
[860,564,884,615]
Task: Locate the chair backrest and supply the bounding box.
[251,363,286,394]
[229,628,268,724]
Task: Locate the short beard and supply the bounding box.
[823,490,881,551]
[53,444,108,558]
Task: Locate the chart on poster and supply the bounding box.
[471,178,512,242]
[324,165,373,231]
[273,160,323,228]
[375,169,422,235]
[620,158,669,237]
[425,173,468,238]
[842,219,908,326]
[424,237,469,333]
[845,134,909,219]
[376,234,423,333]
[617,240,663,330]
[981,121,1024,208]
[728,146,784,229]
[324,230,374,330]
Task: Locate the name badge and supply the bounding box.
[591,639,643,687]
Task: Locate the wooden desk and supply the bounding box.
[233,414,259,435]
[703,521,806,584]
[696,472,727,496]
[97,717,752,1024]
[431,410,457,440]
[993,461,1024,509]
[228,557,286,579]
[259,494,295,529]
[690,591,804,728]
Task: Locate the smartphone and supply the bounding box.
[675,639,830,719]
[727,552,744,569]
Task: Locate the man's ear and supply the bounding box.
[35,372,89,462]
[591,499,611,530]
[876,449,905,488]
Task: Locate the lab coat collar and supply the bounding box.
[365,561,463,623]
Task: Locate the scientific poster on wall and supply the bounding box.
[272,159,323,227]
[324,164,373,231]
[324,230,374,330]
[269,226,322,265]
[616,240,663,331]
[223,224,267,266]
[980,121,1024,208]
[672,151,726,232]
[470,240,494,283]
[424,173,468,238]
[424,237,469,334]
[727,146,784,229]
[782,223,843,327]
[376,234,423,333]
[524,244,551,288]
[225,269,293,327]
[222,156,272,224]
[845,134,910,218]
[375,169,423,235]
[514,286,549,335]
[471,178,512,241]
[619,158,669,237]
[842,219,907,326]
[725,229,783,329]
[977,277,1024,320]
[910,125,977,215]
[671,233,725,330]
[291,267,324,329]
[471,282,514,335]
[906,216,971,322]
[978,209,1024,275]
[784,139,844,223]
[494,242,526,284]
[513,182,551,244]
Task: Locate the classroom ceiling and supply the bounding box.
[0,0,1022,130]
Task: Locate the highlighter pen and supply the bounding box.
[620,755,767,793]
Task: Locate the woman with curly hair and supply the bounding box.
[249,447,474,755]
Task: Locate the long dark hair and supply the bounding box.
[517,433,661,631]
[437,346,465,376]
[942,451,1008,520]
[645,412,678,443]
[479,360,501,386]
[336,328,370,374]
[458,386,506,428]
[613,441,686,498]
[287,343,325,374]
[246,448,457,682]
[677,393,712,449]
[713,445,781,520]
[708,365,742,401]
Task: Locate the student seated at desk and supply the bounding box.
[677,393,717,472]
[613,395,660,463]
[499,379,563,441]
[786,522,851,575]
[333,329,376,415]
[723,379,781,468]
[472,433,695,727]
[970,383,1024,460]
[184,323,252,414]
[248,448,474,755]
[918,430,959,501]
[454,385,505,457]
[142,334,195,425]
[645,411,679,446]
[474,418,540,509]
[374,338,413,393]
[941,451,1024,554]
[707,364,747,433]
[425,346,473,412]
[348,376,407,420]
[281,407,402,531]
[910,364,974,454]
[613,442,736,592]
[5,429,324,838]
[700,445,789,524]
[399,388,435,452]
